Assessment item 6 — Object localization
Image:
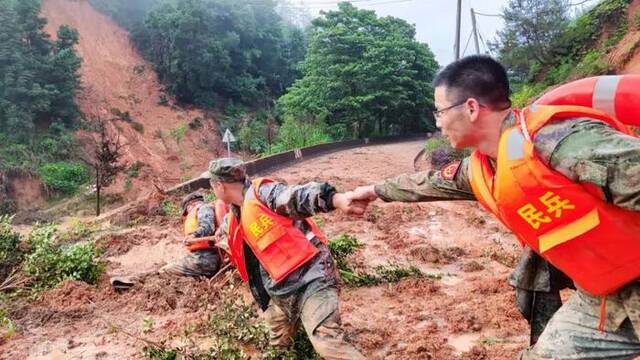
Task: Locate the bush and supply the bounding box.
[23,224,104,290]
[110,108,132,122]
[126,161,144,178]
[38,162,90,194]
[636,10,640,30]
[131,122,145,134]
[0,215,22,278]
[424,136,471,168]
[160,200,181,217]
[0,308,16,340]
[511,83,547,108]
[169,124,187,145]
[157,95,169,106]
[271,117,331,153]
[575,50,611,77]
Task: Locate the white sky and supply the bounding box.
[282,0,601,66]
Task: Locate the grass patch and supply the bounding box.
[160,200,181,218]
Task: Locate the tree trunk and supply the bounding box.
[95,169,101,217]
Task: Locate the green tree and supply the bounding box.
[492,0,570,82]
[278,2,439,139]
[0,0,82,171]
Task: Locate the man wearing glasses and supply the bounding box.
[349,55,640,359]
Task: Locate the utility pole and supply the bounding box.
[454,0,462,60]
[471,8,480,54]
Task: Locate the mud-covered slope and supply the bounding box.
[40,0,226,199]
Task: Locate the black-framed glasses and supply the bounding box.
[432,100,466,118]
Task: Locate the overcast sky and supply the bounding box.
[284,0,601,66]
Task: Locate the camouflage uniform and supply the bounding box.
[160,203,222,278]
[375,112,640,359]
[211,159,364,360]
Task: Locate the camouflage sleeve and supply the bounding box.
[193,204,216,237]
[535,118,640,211]
[257,181,337,219]
[215,213,230,254]
[373,156,476,202]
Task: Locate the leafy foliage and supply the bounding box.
[0,0,82,171]
[90,0,306,107]
[278,3,439,139]
[38,162,89,194]
[494,0,632,106]
[491,0,571,82]
[329,234,426,287]
[23,224,104,290]
[424,136,471,168]
[0,215,22,281]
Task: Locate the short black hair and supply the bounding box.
[434,55,511,109]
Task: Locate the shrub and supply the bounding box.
[169,124,187,145]
[38,162,90,194]
[126,161,143,178]
[160,200,181,217]
[131,122,145,134]
[575,50,611,77]
[511,83,546,108]
[157,95,169,106]
[23,224,104,290]
[424,136,471,168]
[0,215,22,278]
[271,117,331,153]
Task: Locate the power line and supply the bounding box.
[277,0,412,8]
[462,30,473,57]
[474,11,503,18]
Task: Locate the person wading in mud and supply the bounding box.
[159,192,228,278]
[348,55,640,359]
[204,158,366,359]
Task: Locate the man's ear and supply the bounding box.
[467,98,482,123]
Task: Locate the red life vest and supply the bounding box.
[183,199,228,252]
[469,105,640,296]
[227,178,328,283]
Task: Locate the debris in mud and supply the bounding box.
[409,244,466,264]
[462,261,485,272]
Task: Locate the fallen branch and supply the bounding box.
[207,263,232,286]
[0,269,29,292]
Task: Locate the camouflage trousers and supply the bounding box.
[159,249,221,278]
[521,285,640,360]
[263,287,365,360]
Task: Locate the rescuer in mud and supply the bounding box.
[349,55,640,358]
[159,192,228,278]
[203,158,366,359]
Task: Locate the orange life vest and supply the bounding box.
[183,199,228,252]
[227,178,328,283]
[469,105,640,296]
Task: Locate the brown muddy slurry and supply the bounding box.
[1,140,531,359]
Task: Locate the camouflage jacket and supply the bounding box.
[192,204,216,238]
[375,111,640,332]
[225,179,339,314]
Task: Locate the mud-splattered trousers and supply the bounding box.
[160,204,222,278]
[222,180,365,359]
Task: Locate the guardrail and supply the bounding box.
[166,133,427,194]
